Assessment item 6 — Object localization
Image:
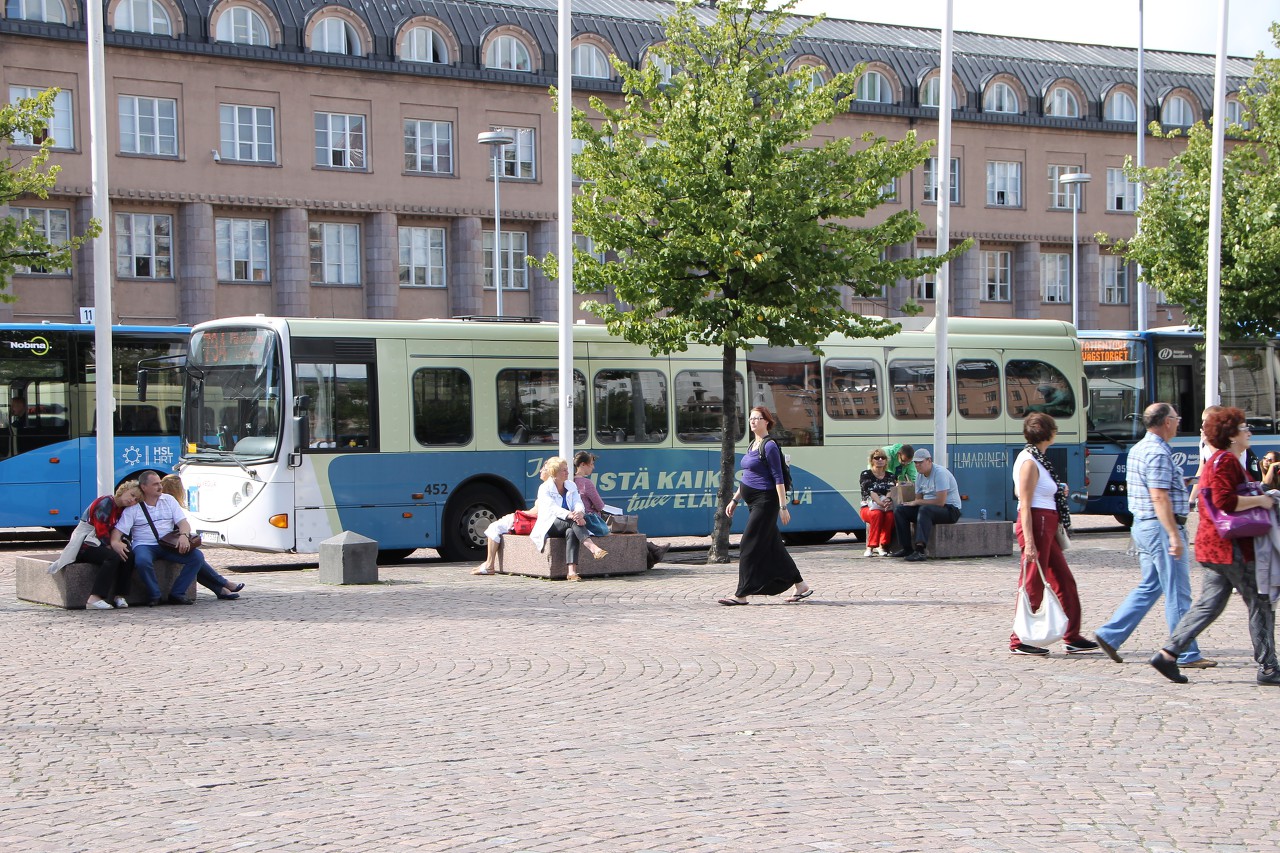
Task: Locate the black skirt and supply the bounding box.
[735,484,803,597]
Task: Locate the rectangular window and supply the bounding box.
[489,126,535,180]
[1107,167,1139,212]
[982,250,1011,302]
[9,86,73,149]
[215,217,270,282]
[956,359,1000,419]
[880,178,898,202]
[986,160,1021,207]
[295,360,376,451]
[219,104,275,163]
[314,112,366,170]
[889,359,948,419]
[674,370,746,443]
[1048,164,1082,209]
[483,230,528,290]
[593,369,669,444]
[1101,255,1129,304]
[1006,359,1076,419]
[412,367,472,445]
[403,119,453,174]
[398,226,447,288]
[824,359,882,420]
[913,249,936,300]
[746,347,823,446]
[118,95,177,156]
[496,368,586,445]
[308,222,360,285]
[10,207,71,273]
[923,156,960,204]
[114,212,173,278]
[1040,252,1070,303]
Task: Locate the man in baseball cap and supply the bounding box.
[891,448,962,561]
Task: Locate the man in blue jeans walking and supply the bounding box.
[1094,403,1213,667]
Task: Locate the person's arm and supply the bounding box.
[1016,457,1039,563]
[1148,488,1183,558]
[765,441,791,525]
[1209,455,1276,511]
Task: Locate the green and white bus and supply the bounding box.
[175,316,1086,561]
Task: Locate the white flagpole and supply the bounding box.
[1135,0,1148,330]
[1204,0,1229,406]
[87,0,116,492]
[932,0,954,467]
[557,0,575,463]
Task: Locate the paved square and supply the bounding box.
[1,525,1276,852]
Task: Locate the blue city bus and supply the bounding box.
[175,316,1088,561]
[0,323,188,529]
[1082,327,1280,524]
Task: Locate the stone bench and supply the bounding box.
[924,519,1014,558]
[15,554,199,609]
[497,533,649,580]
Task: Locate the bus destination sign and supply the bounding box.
[192,329,272,366]
[1081,339,1137,363]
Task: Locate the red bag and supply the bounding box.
[510,510,537,536]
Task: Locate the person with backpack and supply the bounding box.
[718,406,813,605]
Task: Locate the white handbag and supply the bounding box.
[1012,555,1068,645]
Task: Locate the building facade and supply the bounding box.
[0,0,1256,328]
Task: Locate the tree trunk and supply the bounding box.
[707,342,738,563]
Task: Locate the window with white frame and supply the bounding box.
[6,0,68,24]
[215,6,269,45]
[314,112,365,169]
[486,35,531,71]
[1048,164,1082,209]
[1224,99,1247,128]
[1106,167,1139,212]
[215,217,269,282]
[8,86,73,149]
[986,160,1021,207]
[1045,86,1079,118]
[982,250,1011,301]
[114,212,172,279]
[312,16,361,55]
[913,250,936,300]
[856,71,892,103]
[118,95,177,156]
[797,64,828,92]
[398,226,446,287]
[1040,253,1070,303]
[1162,94,1195,126]
[489,127,535,180]
[648,53,674,84]
[10,207,70,273]
[219,104,274,163]
[113,0,171,35]
[1101,255,1129,304]
[920,76,959,109]
[1105,90,1136,122]
[403,119,452,174]
[309,222,360,284]
[483,230,528,290]
[923,156,960,204]
[984,81,1019,113]
[574,233,606,264]
[880,178,898,202]
[1155,289,1171,306]
[572,43,610,78]
[400,26,448,63]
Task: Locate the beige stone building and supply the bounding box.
[0,0,1256,329]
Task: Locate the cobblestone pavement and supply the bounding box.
[2,521,1278,852]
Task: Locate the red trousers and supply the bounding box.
[860,506,894,548]
[1012,508,1086,648]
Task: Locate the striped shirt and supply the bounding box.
[1126,431,1190,521]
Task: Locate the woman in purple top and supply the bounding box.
[719,406,813,605]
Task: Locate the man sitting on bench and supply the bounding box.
[891,448,962,562]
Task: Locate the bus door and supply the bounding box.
[950,351,1010,521]
[0,330,76,527]
[1151,337,1203,478]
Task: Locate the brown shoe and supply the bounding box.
[1181,658,1218,668]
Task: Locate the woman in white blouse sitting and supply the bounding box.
[529,456,607,581]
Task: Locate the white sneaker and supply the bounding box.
[863,547,874,557]
[874,547,889,557]
[113,597,129,609]
[86,599,113,610]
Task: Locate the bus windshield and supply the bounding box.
[1083,338,1145,443]
[183,328,283,461]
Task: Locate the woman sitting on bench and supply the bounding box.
[529,456,607,582]
[48,480,143,610]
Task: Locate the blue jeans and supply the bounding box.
[1095,518,1202,664]
[133,543,205,602]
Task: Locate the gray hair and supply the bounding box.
[1143,402,1175,429]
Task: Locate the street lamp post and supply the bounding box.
[1058,172,1092,330]
[478,130,515,317]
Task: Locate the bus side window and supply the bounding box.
[593,369,668,444]
[1007,359,1075,418]
[413,368,473,446]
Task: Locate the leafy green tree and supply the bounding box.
[1105,23,1280,338]
[1,88,100,299]
[544,0,965,560]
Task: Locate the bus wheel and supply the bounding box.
[440,485,508,562]
[1113,513,1134,529]
[377,548,416,563]
[782,530,836,546]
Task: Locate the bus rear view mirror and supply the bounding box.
[137,368,148,402]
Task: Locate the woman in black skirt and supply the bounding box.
[718,406,813,605]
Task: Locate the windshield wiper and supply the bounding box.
[180,449,260,479]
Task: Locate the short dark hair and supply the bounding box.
[1143,402,1175,429]
[898,444,914,459]
[1023,412,1057,443]
[1203,407,1247,450]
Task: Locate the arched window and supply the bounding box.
[856,70,892,104]
[984,81,1019,113]
[1045,86,1079,118]
[572,43,610,79]
[1224,98,1247,128]
[920,75,960,109]
[312,16,361,56]
[215,6,270,46]
[401,26,448,63]
[114,0,172,35]
[1162,94,1195,126]
[1105,90,1136,122]
[6,0,68,24]
[486,35,532,72]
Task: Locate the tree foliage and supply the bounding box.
[1105,23,1280,339]
[543,0,966,559]
[1,88,100,299]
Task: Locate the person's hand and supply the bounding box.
[725,500,736,519]
[112,540,130,559]
[780,506,791,526]
[1168,536,1183,558]
[177,533,191,554]
[571,510,585,525]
